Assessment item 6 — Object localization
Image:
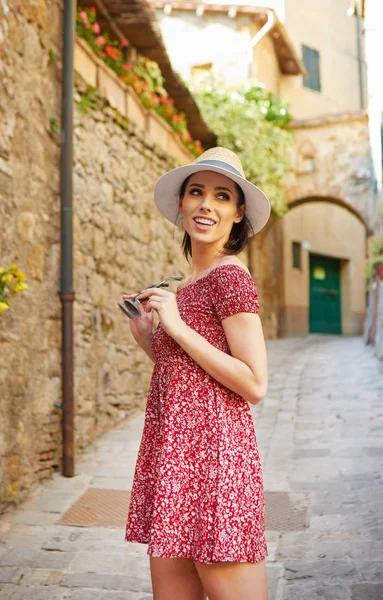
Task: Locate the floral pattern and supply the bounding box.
[125,264,267,564]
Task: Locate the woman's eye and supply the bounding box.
[217,193,230,201]
[189,188,202,196]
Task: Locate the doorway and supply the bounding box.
[309,254,341,334]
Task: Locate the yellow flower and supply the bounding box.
[17,272,26,282]
[8,265,19,274]
[13,282,28,293]
[0,267,4,274]
[0,302,9,312]
[4,273,13,282]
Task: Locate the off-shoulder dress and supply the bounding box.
[125,264,267,564]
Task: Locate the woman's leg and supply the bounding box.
[194,560,268,600]
[150,556,207,600]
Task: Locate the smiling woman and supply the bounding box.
[123,147,271,600]
[178,172,251,260]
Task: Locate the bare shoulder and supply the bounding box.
[216,257,250,275]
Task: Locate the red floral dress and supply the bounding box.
[125,264,267,564]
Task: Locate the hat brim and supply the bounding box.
[153,163,271,236]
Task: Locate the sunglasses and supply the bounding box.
[117,276,183,319]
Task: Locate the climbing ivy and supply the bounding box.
[192,83,294,217]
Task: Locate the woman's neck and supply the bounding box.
[189,242,228,279]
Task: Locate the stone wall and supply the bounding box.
[0,0,64,511]
[285,113,374,227]
[249,217,283,340]
[72,74,192,450]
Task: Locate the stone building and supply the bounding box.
[153,0,374,338]
[0,0,215,510]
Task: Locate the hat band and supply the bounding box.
[196,159,244,179]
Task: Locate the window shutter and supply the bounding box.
[302,44,321,92]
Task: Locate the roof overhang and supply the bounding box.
[80,0,217,147]
[151,1,307,76]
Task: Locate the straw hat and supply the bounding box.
[154,147,271,236]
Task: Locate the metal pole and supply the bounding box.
[60,0,76,477]
[356,15,365,110]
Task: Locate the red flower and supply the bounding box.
[105,45,121,61]
[151,93,160,106]
[90,6,96,13]
[172,114,183,123]
[95,35,105,46]
[79,11,89,25]
[122,64,133,72]
[120,40,129,47]
[92,22,100,34]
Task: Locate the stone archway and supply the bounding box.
[279,196,367,337]
[287,195,369,231]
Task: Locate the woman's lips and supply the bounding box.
[193,217,216,231]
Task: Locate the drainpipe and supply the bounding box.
[248,10,276,80]
[355,14,365,110]
[60,0,76,477]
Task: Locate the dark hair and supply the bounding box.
[178,175,254,261]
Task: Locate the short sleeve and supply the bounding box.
[208,265,260,321]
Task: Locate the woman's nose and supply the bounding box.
[200,194,213,211]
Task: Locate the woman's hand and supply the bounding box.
[136,288,184,338]
[121,293,154,344]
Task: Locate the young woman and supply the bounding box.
[123,147,270,600]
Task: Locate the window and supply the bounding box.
[292,242,301,269]
[302,45,321,92]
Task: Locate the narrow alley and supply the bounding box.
[0,335,382,600]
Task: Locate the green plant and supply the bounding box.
[49,48,60,62]
[0,265,28,313]
[366,256,383,280]
[77,86,103,114]
[76,6,203,157]
[50,114,61,135]
[371,235,383,257]
[192,82,294,217]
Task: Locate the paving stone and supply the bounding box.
[0,585,71,599]
[359,562,383,582]
[266,564,284,600]
[284,581,351,600]
[67,551,148,574]
[350,583,383,600]
[70,591,151,600]
[0,549,74,570]
[0,549,37,568]
[20,569,64,585]
[0,567,23,584]
[63,572,152,592]
[284,559,359,581]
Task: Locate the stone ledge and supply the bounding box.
[74,38,193,165]
[290,109,368,130]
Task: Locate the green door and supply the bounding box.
[309,254,341,334]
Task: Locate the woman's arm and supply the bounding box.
[137,288,267,404]
[134,334,156,363]
[173,313,267,405]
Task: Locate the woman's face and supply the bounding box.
[178,171,245,247]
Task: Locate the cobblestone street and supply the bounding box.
[0,336,382,600]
